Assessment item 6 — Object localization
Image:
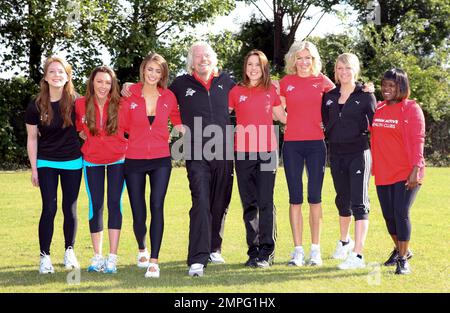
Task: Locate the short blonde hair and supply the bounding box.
[334,53,360,84]
[185,41,218,75]
[284,41,322,76]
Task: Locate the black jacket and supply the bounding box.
[322,83,376,154]
[169,72,235,160]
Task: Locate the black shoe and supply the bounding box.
[244,258,258,268]
[384,249,413,266]
[395,257,412,275]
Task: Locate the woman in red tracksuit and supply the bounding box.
[120,52,182,278]
[371,68,425,275]
[228,49,286,268]
[75,66,126,274]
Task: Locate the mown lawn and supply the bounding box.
[0,167,448,293]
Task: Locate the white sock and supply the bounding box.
[311,244,320,251]
[108,253,117,260]
[294,246,304,252]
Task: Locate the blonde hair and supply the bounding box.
[334,53,360,84]
[185,41,218,75]
[284,41,322,76]
[139,52,169,89]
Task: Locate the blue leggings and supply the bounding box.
[83,162,125,233]
[125,167,171,259]
[282,140,326,204]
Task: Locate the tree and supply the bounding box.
[104,0,235,83]
[0,0,118,84]
[345,0,450,55]
[240,0,341,71]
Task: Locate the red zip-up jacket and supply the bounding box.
[120,83,182,160]
[370,99,425,183]
[75,96,127,164]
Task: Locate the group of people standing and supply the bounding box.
[25,40,425,278]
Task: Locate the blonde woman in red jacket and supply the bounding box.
[371,69,425,275]
[120,53,182,278]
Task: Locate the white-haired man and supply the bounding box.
[169,41,235,277]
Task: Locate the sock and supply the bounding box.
[294,246,304,252]
[108,253,117,261]
[311,244,320,251]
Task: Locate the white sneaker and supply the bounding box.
[288,249,305,267]
[332,238,355,260]
[209,252,225,264]
[104,254,117,274]
[137,250,150,268]
[39,253,55,274]
[64,246,80,269]
[338,252,365,270]
[87,254,104,272]
[144,262,160,278]
[188,263,204,277]
[309,247,323,266]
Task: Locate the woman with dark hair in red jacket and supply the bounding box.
[75,66,126,274]
[120,52,182,278]
[371,68,425,275]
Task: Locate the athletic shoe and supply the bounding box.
[309,247,323,266]
[244,258,258,268]
[64,246,80,269]
[209,252,225,264]
[87,254,104,272]
[384,249,413,266]
[104,255,117,274]
[137,250,150,268]
[144,262,160,278]
[256,259,272,268]
[395,257,412,275]
[39,253,55,274]
[338,252,365,270]
[332,239,355,260]
[288,249,305,267]
[188,263,204,277]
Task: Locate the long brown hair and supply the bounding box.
[241,49,271,89]
[139,52,169,89]
[36,56,76,127]
[85,66,121,136]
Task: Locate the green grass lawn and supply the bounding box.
[0,167,449,293]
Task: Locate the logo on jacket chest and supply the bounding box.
[239,95,248,103]
[286,85,295,92]
[185,88,196,97]
[130,102,138,109]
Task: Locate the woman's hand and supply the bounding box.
[31,168,39,187]
[79,130,87,140]
[363,82,375,93]
[405,166,420,190]
[121,82,133,97]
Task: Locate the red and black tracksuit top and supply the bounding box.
[169,72,235,160]
[119,83,182,160]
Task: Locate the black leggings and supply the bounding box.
[376,181,420,242]
[37,167,82,255]
[84,163,125,233]
[125,167,171,259]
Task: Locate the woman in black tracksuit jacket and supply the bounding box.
[322,53,376,270]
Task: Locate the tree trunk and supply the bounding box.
[28,1,42,84]
[273,8,284,72]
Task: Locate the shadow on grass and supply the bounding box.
[0,260,369,292]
